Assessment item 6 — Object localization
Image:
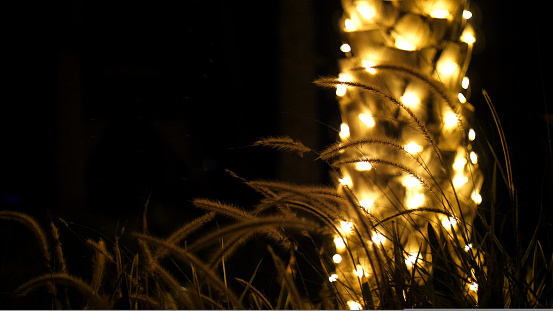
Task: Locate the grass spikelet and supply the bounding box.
[88,239,111,294]
[319,138,407,161]
[50,222,66,273]
[253,136,312,157]
[192,198,253,221]
[154,211,216,260]
[187,216,316,253]
[0,210,51,264]
[14,273,110,309]
[134,233,244,309]
[267,245,304,310]
[236,278,274,310]
[138,240,192,309]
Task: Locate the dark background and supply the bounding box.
[1,0,552,295]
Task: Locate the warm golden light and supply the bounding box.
[468,128,476,141]
[462,77,470,89]
[371,232,386,244]
[406,193,425,209]
[336,85,347,96]
[401,92,420,108]
[404,142,422,154]
[340,43,352,53]
[403,176,421,188]
[362,60,377,74]
[405,253,418,267]
[461,33,476,44]
[344,18,356,31]
[356,2,376,19]
[359,113,375,127]
[395,40,416,51]
[340,123,350,139]
[453,157,467,171]
[347,301,363,310]
[430,9,449,19]
[329,274,338,282]
[334,235,346,251]
[340,221,354,234]
[463,10,473,19]
[458,93,467,104]
[469,282,478,292]
[333,254,343,263]
[464,243,473,251]
[339,175,353,188]
[437,61,458,76]
[453,175,468,188]
[442,217,457,228]
[355,161,372,171]
[444,111,459,129]
[359,199,374,211]
[470,151,478,164]
[472,192,482,205]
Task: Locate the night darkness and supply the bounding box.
[2,0,553,306]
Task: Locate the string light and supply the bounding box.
[468,128,476,141]
[355,161,372,171]
[401,92,420,108]
[470,151,478,164]
[347,301,363,310]
[362,60,376,74]
[404,142,422,154]
[340,123,350,139]
[333,254,343,263]
[472,192,482,204]
[395,40,416,51]
[463,10,473,19]
[345,18,355,31]
[359,199,374,211]
[359,113,375,127]
[356,2,376,19]
[340,43,352,53]
[334,236,346,251]
[430,9,449,19]
[444,111,459,129]
[329,274,338,282]
[462,77,470,89]
[458,93,467,104]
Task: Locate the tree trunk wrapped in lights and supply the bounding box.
[316,0,483,308]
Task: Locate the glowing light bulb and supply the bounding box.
[355,161,372,171]
[353,264,364,277]
[340,221,354,234]
[371,233,386,244]
[458,93,467,104]
[340,43,351,53]
[406,193,425,209]
[339,123,350,139]
[472,192,482,205]
[461,33,476,44]
[359,113,375,127]
[469,282,478,292]
[332,254,343,263]
[401,92,420,107]
[395,40,416,51]
[362,60,376,74]
[462,77,470,89]
[336,85,347,96]
[359,199,374,212]
[338,73,352,82]
[430,9,449,19]
[442,217,457,228]
[329,274,338,282]
[405,142,422,154]
[438,61,457,76]
[453,175,468,188]
[464,243,473,251]
[444,111,458,129]
[403,176,421,188]
[463,10,473,19]
[453,157,467,171]
[344,18,355,31]
[334,235,346,251]
[356,2,376,19]
[405,253,418,267]
[347,301,363,310]
[470,151,478,164]
[339,175,353,188]
[468,128,476,141]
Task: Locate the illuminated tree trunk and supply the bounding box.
[321,0,483,308]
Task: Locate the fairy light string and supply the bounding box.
[327,0,483,307]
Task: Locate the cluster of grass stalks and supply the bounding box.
[2,95,552,308]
